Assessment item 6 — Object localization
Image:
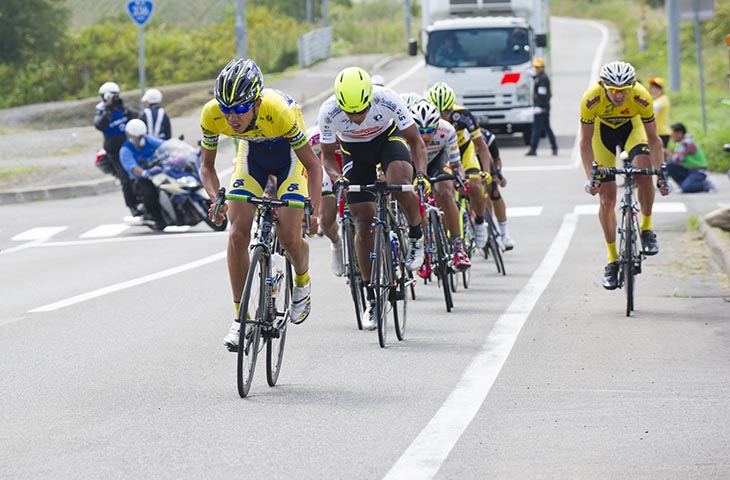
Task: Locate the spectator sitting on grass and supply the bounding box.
[664,122,716,193]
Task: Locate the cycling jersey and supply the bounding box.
[579,82,654,128]
[442,105,483,173]
[318,86,413,144]
[200,88,308,151]
[426,119,460,167]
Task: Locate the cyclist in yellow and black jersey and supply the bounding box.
[426,82,493,250]
[199,58,322,350]
[579,61,668,290]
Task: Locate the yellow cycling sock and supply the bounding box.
[640,215,652,232]
[294,271,310,288]
[234,301,240,318]
[607,242,618,264]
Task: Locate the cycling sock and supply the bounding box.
[474,216,485,224]
[234,301,240,319]
[499,220,509,236]
[640,215,653,232]
[408,224,423,239]
[294,271,310,288]
[607,242,618,264]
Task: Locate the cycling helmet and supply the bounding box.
[333,67,372,113]
[410,100,441,130]
[142,88,162,104]
[125,118,147,148]
[214,58,263,107]
[426,82,456,112]
[599,61,636,87]
[99,82,120,101]
[400,91,424,110]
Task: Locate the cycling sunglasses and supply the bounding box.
[219,101,254,115]
[418,125,438,135]
[605,85,632,95]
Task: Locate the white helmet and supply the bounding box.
[99,82,120,101]
[141,88,162,104]
[599,61,636,87]
[125,119,147,148]
[400,91,424,110]
[410,99,441,130]
[371,74,385,87]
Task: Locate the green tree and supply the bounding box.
[0,0,69,64]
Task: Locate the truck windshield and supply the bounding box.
[427,27,531,68]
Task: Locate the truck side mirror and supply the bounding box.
[535,34,547,48]
[408,38,418,56]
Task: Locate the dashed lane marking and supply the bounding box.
[11,226,67,241]
[574,202,687,215]
[79,224,131,238]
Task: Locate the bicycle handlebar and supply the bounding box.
[590,161,669,186]
[347,181,415,193]
[225,191,313,232]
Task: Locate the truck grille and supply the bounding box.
[462,93,516,110]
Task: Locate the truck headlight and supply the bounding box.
[516,84,530,104]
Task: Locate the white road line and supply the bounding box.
[506,206,543,217]
[383,213,578,480]
[503,164,575,172]
[574,202,687,215]
[79,224,131,238]
[11,226,68,241]
[28,251,226,313]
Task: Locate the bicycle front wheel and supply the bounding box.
[266,254,291,387]
[392,228,408,341]
[430,209,454,312]
[237,246,266,398]
[372,224,390,348]
[460,199,475,289]
[485,214,506,276]
[623,211,635,317]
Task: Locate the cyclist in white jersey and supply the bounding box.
[318,67,428,330]
[410,99,471,271]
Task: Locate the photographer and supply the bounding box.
[94,82,140,217]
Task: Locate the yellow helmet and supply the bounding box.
[333,67,373,113]
[426,82,456,112]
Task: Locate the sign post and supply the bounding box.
[127,1,154,104]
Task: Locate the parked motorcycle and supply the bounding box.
[135,139,227,232]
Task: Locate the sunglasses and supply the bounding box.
[418,125,437,135]
[219,102,254,115]
[605,85,632,95]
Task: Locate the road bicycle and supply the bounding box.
[482,209,507,276]
[214,187,311,397]
[335,184,366,330]
[416,173,463,312]
[590,159,669,316]
[348,180,412,348]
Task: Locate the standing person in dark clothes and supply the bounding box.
[526,58,558,157]
[94,82,140,216]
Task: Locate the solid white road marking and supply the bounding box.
[383,213,578,480]
[11,226,67,241]
[79,224,131,238]
[28,251,226,313]
[574,202,687,215]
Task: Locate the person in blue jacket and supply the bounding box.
[119,119,167,231]
[94,82,140,216]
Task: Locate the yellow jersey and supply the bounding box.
[200,88,308,151]
[580,82,655,129]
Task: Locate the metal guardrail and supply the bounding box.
[298,27,333,68]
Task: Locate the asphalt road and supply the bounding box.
[1,17,729,480]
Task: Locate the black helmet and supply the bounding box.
[214,58,263,107]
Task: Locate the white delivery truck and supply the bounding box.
[422,0,550,144]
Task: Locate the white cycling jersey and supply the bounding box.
[317,86,414,144]
[427,119,460,166]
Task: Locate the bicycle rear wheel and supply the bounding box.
[342,219,365,330]
[392,227,408,341]
[372,224,390,348]
[237,246,266,398]
[460,198,475,289]
[266,253,291,387]
[485,213,506,276]
[430,209,454,312]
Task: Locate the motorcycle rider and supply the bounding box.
[94,82,140,217]
[119,119,167,231]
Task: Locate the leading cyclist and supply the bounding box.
[317,67,428,330]
[580,61,669,290]
[199,58,322,349]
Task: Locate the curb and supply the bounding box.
[0,177,118,205]
[698,219,730,279]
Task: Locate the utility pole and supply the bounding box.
[667,0,681,91]
[322,0,328,27]
[235,0,247,59]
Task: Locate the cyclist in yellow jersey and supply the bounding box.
[580,61,669,290]
[426,82,493,250]
[199,58,322,350]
